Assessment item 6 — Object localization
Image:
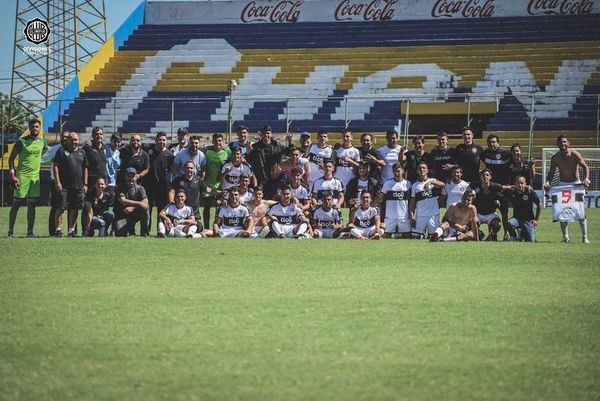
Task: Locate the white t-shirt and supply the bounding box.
[380,178,411,220]
[173,149,206,177]
[163,203,194,222]
[268,202,304,225]
[220,161,253,190]
[411,179,442,217]
[548,184,586,222]
[307,144,334,186]
[378,145,402,182]
[334,146,361,187]
[444,180,470,208]
[310,176,345,205]
[352,206,379,228]
[312,206,342,229]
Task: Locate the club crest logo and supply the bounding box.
[24,18,50,45]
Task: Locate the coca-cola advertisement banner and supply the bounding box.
[146,0,597,25]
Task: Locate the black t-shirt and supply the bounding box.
[54,147,88,190]
[114,183,147,214]
[469,181,504,215]
[118,145,150,185]
[430,147,456,182]
[170,175,208,213]
[85,189,114,215]
[509,159,534,185]
[455,143,484,183]
[144,145,174,189]
[247,140,288,184]
[482,147,511,184]
[82,144,107,182]
[403,151,433,183]
[510,188,540,221]
[359,147,383,181]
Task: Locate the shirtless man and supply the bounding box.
[430,191,479,242]
[544,134,591,243]
[248,185,277,238]
[281,147,309,187]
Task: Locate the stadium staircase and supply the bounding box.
[41,11,599,161]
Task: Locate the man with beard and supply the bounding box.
[247,125,293,185]
[143,131,174,231]
[7,118,48,238]
[113,167,150,237]
[118,134,149,190]
[82,126,108,188]
[455,126,484,183]
[334,129,361,188]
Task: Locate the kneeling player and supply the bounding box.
[431,191,479,242]
[158,190,198,238]
[377,163,411,238]
[213,188,253,238]
[311,191,344,238]
[268,186,310,238]
[348,192,383,240]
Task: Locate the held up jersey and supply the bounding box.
[548,185,586,222]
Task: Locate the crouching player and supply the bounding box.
[213,188,253,238]
[157,190,198,238]
[507,175,541,242]
[377,163,411,238]
[268,185,310,238]
[430,191,479,242]
[311,191,344,238]
[348,192,383,240]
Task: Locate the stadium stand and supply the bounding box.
[34,1,599,162]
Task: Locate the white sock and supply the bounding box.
[443,237,457,242]
[187,225,198,235]
[158,222,166,235]
[296,222,308,235]
[560,222,569,239]
[579,219,588,239]
[434,227,444,237]
[271,221,283,236]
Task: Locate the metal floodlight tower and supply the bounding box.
[9,0,107,126]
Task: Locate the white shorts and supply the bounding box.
[277,223,297,238]
[384,217,411,234]
[414,214,440,235]
[350,226,380,238]
[477,213,500,225]
[314,228,336,238]
[219,226,244,238]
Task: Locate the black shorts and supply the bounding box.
[59,189,84,210]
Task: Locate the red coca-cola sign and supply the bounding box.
[241,0,303,23]
[431,0,496,18]
[334,0,398,21]
[527,0,594,15]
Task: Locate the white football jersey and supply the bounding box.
[444,180,470,208]
[334,146,361,187]
[312,206,342,229]
[218,204,250,228]
[378,145,402,182]
[268,202,304,225]
[310,176,344,205]
[163,203,194,223]
[307,144,334,186]
[353,206,379,228]
[220,161,253,190]
[380,178,411,219]
[411,180,442,217]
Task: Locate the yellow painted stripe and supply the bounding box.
[79,37,115,93]
[401,102,498,115]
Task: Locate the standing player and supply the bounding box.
[377,163,411,239]
[311,192,344,239]
[469,169,512,241]
[359,133,385,182]
[203,133,232,227]
[281,147,309,187]
[143,132,174,231]
[544,134,591,243]
[228,125,252,157]
[7,118,48,238]
[508,143,535,185]
[430,191,479,242]
[267,186,310,238]
[409,162,445,239]
[42,129,70,236]
[402,135,433,183]
[305,130,334,187]
[507,175,541,242]
[482,134,512,240]
[157,190,198,238]
[82,127,108,188]
[454,126,484,183]
[118,134,149,190]
[334,129,361,188]
[105,133,122,197]
[53,132,89,237]
[172,135,206,178]
[219,146,255,191]
[213,188,253,238]
[378,130,404,183]
[430,131,456,182]
[310,160,345,209]
[444,166,470,209]
[348,192,383,240]
[168,127,190,157]
[247,125,293,185]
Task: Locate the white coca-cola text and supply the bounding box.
[334,0,397,21]
[527,0,594,15]
[431,0,495,18]
[240,0,302,23]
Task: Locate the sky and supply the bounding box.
[0,0,143,98]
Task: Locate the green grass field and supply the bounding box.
[1,207,599,401]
